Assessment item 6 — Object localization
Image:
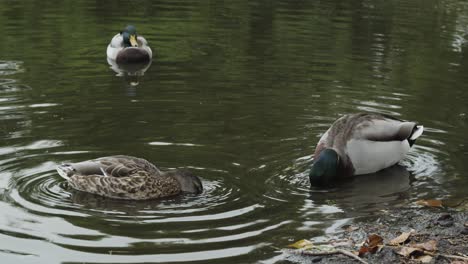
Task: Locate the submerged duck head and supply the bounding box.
[121,25,138,47]
[309,148,340,186]
[166,169,203,194]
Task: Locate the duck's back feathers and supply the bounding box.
[319,113,421,148]
[57,155,161,179]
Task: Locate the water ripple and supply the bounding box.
[0,61,24,76]
[0,149,285,263]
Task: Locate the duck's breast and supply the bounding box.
[116,47,151,64]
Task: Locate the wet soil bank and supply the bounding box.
[284,207,468,263]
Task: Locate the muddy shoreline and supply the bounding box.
[284,207,468,263]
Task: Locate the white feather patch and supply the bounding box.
[100,167,110,177]
[106,34,123,60]
[347,139,411,175]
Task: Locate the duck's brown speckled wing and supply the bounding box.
[72,155,161,178]
[68,173,181,200]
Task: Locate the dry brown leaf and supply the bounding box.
[416,199,443,208]
[367,234,384,248]
[358,246,370,256]
[397,246,422,257]
[388,230,414,245]
[287,239,313,249]
[412,240,438,252]
[358,234,384,256]
[416,255,433,263]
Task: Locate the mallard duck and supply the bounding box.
[106,25,152,64]
[309,113,424,186]
[56,155,202,200]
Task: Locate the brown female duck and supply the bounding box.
[56,155,202,200]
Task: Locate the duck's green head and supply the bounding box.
[309,149,339,186]
[121,25,138,48]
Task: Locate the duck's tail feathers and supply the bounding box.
[410,125,424,140]
[408,125,424,147]
[56,164,74,180]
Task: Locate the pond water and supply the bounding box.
[1,0,468,263]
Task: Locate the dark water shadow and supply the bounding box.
[309,165,413,216]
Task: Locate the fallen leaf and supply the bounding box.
[397,246,422,257]
[389,230,414,245]
[412,240,437,252]
[416,255,433,263]
[358,234,383,256]
[416,199,443,208]
[358,246,370,256]
[367,234,384,248]
[288,239,313,249]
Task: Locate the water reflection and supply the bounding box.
[309,165,412,216]
[0,61,24,76]
[107,57,152,89]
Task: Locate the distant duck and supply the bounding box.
[106,25,152,64]
[57,155,202,200]
[309,113,424,186]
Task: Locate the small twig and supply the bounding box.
[337,249,369,264]
[435,254,468,261]
[288,249,368,264]
[448,197,468,207]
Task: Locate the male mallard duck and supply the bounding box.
[310,113,424,186]
[56,155,202,200]
[106,25,152,64]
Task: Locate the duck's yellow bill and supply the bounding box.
[130,35,138,47]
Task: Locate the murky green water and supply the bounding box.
[1,0,468,263]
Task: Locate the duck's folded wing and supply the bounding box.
[109,33,123,48]
[95,156,161,177]
[355,118,417,142]
[68,174,179,200]
[137,36,148,46]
